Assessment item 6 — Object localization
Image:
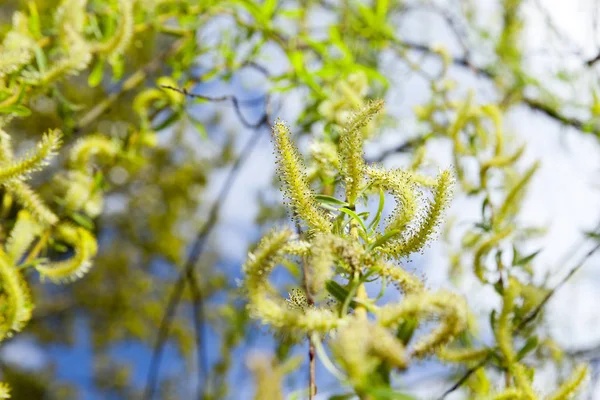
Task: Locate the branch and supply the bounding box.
[438,236,600,398]
[160,85,268,129]
[295,219,317,399]
[368,135,427,163]
[395,40,600,138]
[585,52,600,66]
[436,354,492,400]
[142,97,271,400]
[186,268,208,400]
[516,240,600,331]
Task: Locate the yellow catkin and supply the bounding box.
[36,225,98,283]
[5,210,42,264]
[382,169,453,258]
[0,130,61,182]
[473,227,513,282]
[339,100,384,205]
[70,135,120,171]
[0,252,32,339]
[437,346,489,363]
[547,364,588,400]
[0,382,10,399]
[4,181,59,225]
[271,121,332,232]
[376,291,468,357]
[374,261,424,294]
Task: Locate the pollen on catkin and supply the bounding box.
[271,120,332,233]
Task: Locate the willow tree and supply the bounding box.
[0,0,598,399]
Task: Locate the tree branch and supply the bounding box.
[395,40,600,138]
[143,91,271,400]
[438,236,600,398]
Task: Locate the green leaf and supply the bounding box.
[109,55,124,81]
[326,280,348,303]
[34,45,47,74]
[339,207,368,234]
[489,350,505,368]
[315,195,349,207]
[493,280,504,295]
[328,394,354,400]
[366,229,401,252]
[364,387,416,400]
[261,0,277,18]
[88,58,105,87]
[0,105,31,117]
[490,309,497,332]
[368,188,385,234]
[514,249,541,266]
[396,318,417,345]
[516,336,538,361]
[152,111,181,131]
[70,213,95,231]
[481,196,492,222]
[325,280,356,311]
[189,115,208,139]
[27,2,42,38]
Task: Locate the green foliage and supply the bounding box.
[243,102,469,396]
[0,0,595,399]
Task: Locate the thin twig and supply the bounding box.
[437,354,492,400]
[186,268,208,400]
[438,234,600,398]
[161,85,267,130]
[517,240,600,331]
[368,135,427,162]
[296,220,317,399]
[143,104,270,400]
[393,40,600,138]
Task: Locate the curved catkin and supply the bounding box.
[91,0,134,56]
[376,291,468,357]
[249,296,341,334]
[366,166,418,235]
[339,100,384,205]
[4,180,59,225]
[332,319,408,386]
[36,224,98,283]
[437,346,489,363]
[243,228,293,292]
[370,323,408,369]
[307,233,337,295]
[243,229,342,334]
[330,318,375,385]
[473,227,512,282]
[381,169,453,258]
[547,364,588,400]
[0,252,33,339]
[496,277,517,363]
[70,135,120,172]
[374,261,424,294]
[271,121,331,232]
[495,162,539,225]
[5,210,42,264]
[0,130,62,182]
[247,354,284,400]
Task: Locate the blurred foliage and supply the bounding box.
[0,0,597,399]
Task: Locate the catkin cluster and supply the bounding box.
[243,101,470,396]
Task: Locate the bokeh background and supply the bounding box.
[1,0,600,399]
